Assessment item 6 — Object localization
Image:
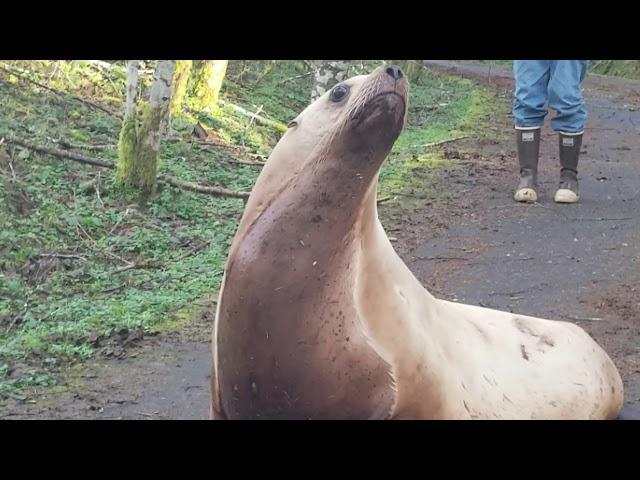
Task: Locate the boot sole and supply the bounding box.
[554,189,579,203]
[514,188,538,203]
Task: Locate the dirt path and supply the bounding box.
[2,61,639,419]
[416,61,640,410]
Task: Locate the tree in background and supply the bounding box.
[171,60,193,117]
[116,60,176,199]
[187,60,228,112]
[310,60,350,102]
[116,60,140,191]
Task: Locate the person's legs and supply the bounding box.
[548,60,589,203]
[513,60,551,129]
[548,60,588,133]
[512,61,551,202]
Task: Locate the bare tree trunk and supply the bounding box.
[124,60,139,116]
[116,60,176,199]
[116,60,140,192]
[310,60,350,102]
[188,60,228,112]
[136,60,175,196]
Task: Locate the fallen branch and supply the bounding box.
[219,100,287,131]
[377,196,393,204]
[6,135,250,199]
[164,136,265,166]
[38,253,87,261]
[176,240,212,261]
[195,144,266,167]
[159,174,250,199]
[241,104,264,147]
[165,136,244,150]
[0,62,122,119]
[5,136,114,168]
[47,138,266,168]
[252,60,278,87]
[108,208,130,236]
[109,241,212,277]
[109,258,165,275]
[0,392,28,401]
[4,303,28,333]
[277,71,313,85]
[95,171,104,207]
[101,284,126,294]
[225,157,266,167]
[55,139,115,151]
[5,312,24,334]
[110,263,137,275]
[418,135,469,149]
[1,136,18,181]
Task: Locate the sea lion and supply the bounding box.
[210,64,624,420]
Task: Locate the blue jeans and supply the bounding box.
[512,60,588,133]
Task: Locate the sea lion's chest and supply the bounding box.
[216,200,395,419]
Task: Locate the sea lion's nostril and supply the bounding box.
[385,66,403,80]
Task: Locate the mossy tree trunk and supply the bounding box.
[187,60,228,112]
[171,60,193,117]
[136,60,175,196]
[310,60,350,102]
[116,60,176,200]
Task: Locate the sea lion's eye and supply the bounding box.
[287,120,298,128]
[330,84,349,102]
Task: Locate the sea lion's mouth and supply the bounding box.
[350,91,407,130]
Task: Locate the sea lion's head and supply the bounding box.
[233,64,409,244]
[284,64,409,165]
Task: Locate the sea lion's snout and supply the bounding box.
[378,63,408,90]
[385,65,404,81]
[351,65,408,137]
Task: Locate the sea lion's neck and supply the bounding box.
[218,154,397,419]
[232,146,380,270]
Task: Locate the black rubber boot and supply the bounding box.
[514,127,541,202]
[554,132,582,203]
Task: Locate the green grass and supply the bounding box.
[378,68,500,201]
[0,60,498,396]
[588,60,640,80]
